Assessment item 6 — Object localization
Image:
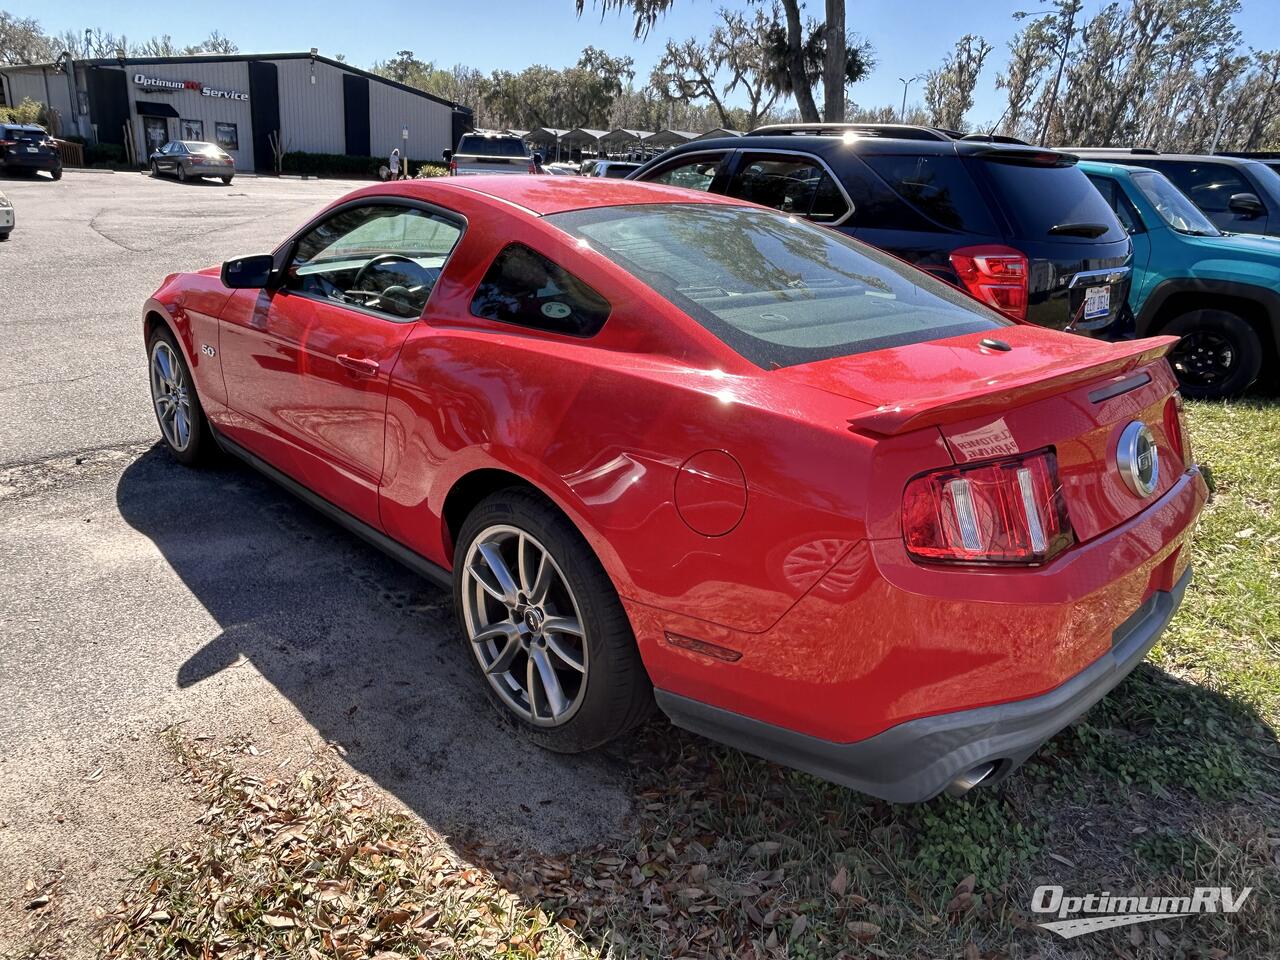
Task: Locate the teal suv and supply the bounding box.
[1082,159,1280,399]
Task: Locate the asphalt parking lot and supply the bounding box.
[0,172,632,955]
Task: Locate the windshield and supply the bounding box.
[457,136,529,158]
[1131,170,1221,236]
[547,203,1009,369]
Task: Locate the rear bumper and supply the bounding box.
[189,164,234,177]
[656,566,1190,803]
[2,155,59,171]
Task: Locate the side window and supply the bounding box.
[728,153,851,223]
[1086,175,1142,233]
[861,154,996,233]
[286,204,463,320]
[471,243,610,338]
[646,153,727,192]
[1152,162,1256,213]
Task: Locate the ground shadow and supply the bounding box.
[115,445,636,856]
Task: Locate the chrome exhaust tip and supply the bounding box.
[945,762,998,798]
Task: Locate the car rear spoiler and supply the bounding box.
[847,336,1178,437]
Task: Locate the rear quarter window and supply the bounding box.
[862,154,996,233]
[471,243,610,338]
[979,159,1127,242]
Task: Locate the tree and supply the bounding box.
[0,10,56,64]
[823,0,846,122]
[577,0,868,123]
[924,34,993,131]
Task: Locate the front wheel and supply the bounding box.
[1164,308,1263,400]
[151,161,160,178]
[454,489,652,753]
[148,328,212,465]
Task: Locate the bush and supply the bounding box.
[84,142,127,167]
[0,97,47,126]
[280,151,447,179]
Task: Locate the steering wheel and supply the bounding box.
[352,253,418,292]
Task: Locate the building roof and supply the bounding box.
[0,51,471,113]
[690,127,743,141]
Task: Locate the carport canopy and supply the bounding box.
[136,100,179,118]
[691,127,743,141]
[642,129,697,148]
[561,128,608,151]
[599,128,653,152]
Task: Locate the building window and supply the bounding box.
[180,118,204,140]
[216,122,239,151]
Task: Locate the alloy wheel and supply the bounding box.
[150,340,193,451]
[1170,331,1235,388]
[461,524,588,727]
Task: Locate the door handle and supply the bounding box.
[337,354,379,376]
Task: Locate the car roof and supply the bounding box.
[659,133,1072,163]
[1070,149,1257,167]
[414,174,745,216]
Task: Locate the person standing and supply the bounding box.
[388,148,401,181]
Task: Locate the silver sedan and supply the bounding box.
[149,140,235,184]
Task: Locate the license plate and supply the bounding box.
[1083,285,1110,320]
[26,146,38,153]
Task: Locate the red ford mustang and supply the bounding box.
[143,176,1207,802]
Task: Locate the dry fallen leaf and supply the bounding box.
[830,865,848,896]
[846,920,881,942]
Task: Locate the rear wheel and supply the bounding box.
[147,327,212,465]
[177,165,187,183]
[50,167,62,181]
[1164,308,1263,400]
[453,488,651,753]
[221,176,233,185]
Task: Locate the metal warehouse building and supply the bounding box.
[0,52,472,172]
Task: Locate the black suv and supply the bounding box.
[629,123,1132,336]
[0,124,62,180]
[1070,149,1280,238]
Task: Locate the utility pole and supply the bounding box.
[899,75,920,123]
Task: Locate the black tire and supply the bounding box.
[0,232,9,242]
[453,487,652,753]
[51,166,62,181]
[177,165,187,183]
[146,326,213,466]
[221,176,233,185]
[151,161,160,178]
[1164,308,1263,400]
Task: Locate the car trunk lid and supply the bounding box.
[779,325,1186,542]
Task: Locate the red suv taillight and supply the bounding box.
[902,449,1074,564]
[449,159,457,175]
[949,245,1029,321]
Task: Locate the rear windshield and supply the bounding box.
[862,154,996,233]
[4,126,46,141]
[457,136,528,158]
[603,163,640,178]
[547,203,1009,369]
[185,142,223,155]
[980,159,1127,242]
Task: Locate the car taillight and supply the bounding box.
[449,159,457,175]
[1164,394,1191,465]
[902,449,1074,564]
[949,245,1029,321]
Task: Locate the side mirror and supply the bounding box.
[221,254,275,289]
[1228,192,1264,217]
[442,149,452,163]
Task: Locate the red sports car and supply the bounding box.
[143,176,1207,802]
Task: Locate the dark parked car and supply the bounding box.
[149,140,235,184]
[1070,149,1280,238]
[0,124,62,180]
[630,123,1132,336]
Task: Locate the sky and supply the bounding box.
[18,0,1279,127]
